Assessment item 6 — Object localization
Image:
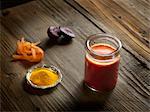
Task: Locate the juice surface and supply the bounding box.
[92,44,116,55]
[85,44,120,91]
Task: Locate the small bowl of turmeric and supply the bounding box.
[26,64,62,89]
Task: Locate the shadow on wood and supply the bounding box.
[72,82,112,111]
[38,37,74,50]
[38,37,56,51]
[22,77,58,95]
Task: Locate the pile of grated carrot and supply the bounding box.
[13,38,44,62]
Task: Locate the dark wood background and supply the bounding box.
[0,0,32,9]
[1,0,150,111]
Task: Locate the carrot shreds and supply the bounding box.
[21,37,24,42]
[13,38,44,62]
[31,48,36,59]
[33,41,41,46]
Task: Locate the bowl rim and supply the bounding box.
[26,64,62,89]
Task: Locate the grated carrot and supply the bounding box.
[13,38,44,62]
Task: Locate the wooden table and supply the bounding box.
[1,0,150,111]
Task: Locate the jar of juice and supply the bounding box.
[84,34,122,92]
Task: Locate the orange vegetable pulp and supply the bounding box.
[13,38,44,62]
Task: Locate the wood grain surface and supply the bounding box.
[1,0,150,111]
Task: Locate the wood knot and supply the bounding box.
[118,16,122,19]
[35,107,40,111]
[6,72,17,78]
[139,30,148,37]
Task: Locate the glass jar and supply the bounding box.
[84,34,122,92]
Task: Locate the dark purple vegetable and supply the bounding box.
[60,27,75,38]
[57,35,72,45]
[47,26,60,41]
[47,26,75,44]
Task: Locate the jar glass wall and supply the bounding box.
[84,34,122,92]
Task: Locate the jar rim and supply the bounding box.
[85,34,122,57]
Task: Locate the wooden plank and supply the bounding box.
[67,0,150,66]
[65,0,150,111]
[0,0,102,111]
[112,0,150,45]
[1,0,150,111]
[104,0,150,45]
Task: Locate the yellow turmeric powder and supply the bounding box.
[30,68,59,86]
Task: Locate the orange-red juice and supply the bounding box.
[84,44,120,91]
